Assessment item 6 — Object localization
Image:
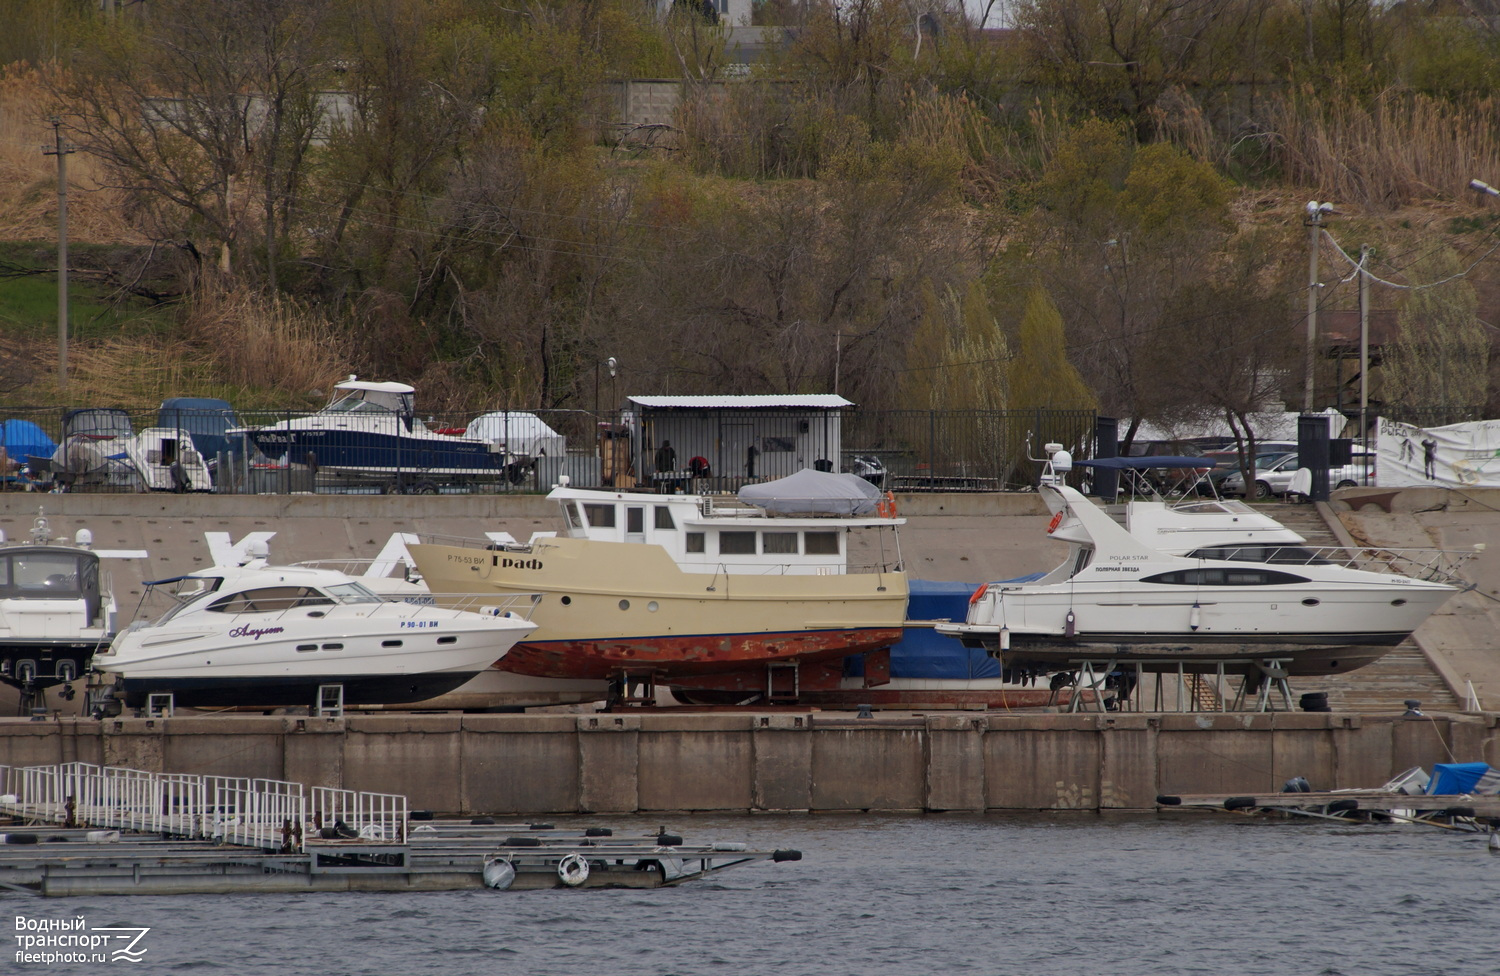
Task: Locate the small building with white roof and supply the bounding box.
[624,394,852,486]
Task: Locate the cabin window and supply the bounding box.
[1141,569,1310,586]
[763,532,798,555]
[206,586,333,613]
[626,507,644,534]
[583,504,616,528]
[564,504,583,529]
[9,552,83,597]
[804,532,839,556]
[719,532,756,555]
[685,532,705,553]
[654,507,675,530]
[1187,544,1329,565]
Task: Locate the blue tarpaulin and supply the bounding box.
[1425,762,1490,795]
[890,579,1001,680]
[0,419,55,462]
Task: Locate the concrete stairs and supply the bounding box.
[1256,500,1461,714]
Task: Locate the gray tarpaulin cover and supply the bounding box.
[737,468,882,516]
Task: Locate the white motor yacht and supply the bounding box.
[0,516,120,702]
[92,546,537,709]
[936,477,1469,677]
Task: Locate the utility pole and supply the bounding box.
[1358,243,1370,466]
[43,117,76,392]
[1304,201,1334,412]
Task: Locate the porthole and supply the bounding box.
[1391,598,1407,607]
[560,596,572,606]
[1301,598,1320,607]
[437,636,457,645]
[618,599,630,611]
[647,601,659,612]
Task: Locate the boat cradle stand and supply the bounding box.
[1058,658,1297,714]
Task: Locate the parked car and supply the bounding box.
[1202,446,1299,495]
[1221,451,1374,498]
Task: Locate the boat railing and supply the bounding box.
[1194,544,1482,588]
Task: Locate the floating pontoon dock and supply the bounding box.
[1157,790,1500,831]
[0,763,800,896]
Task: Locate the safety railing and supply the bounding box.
[0,763,410,853]
[310,787,408,844]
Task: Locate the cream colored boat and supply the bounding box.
[408,478,908,697]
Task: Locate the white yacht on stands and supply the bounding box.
[92,543,537,710]
[937,452,1469,677]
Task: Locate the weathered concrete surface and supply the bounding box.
[3,712,1495,814]
[1331,487,1500,712]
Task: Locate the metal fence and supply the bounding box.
[0,762,407,852]
[0,405,1097,495]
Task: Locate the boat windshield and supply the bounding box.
[154,576,223,624]
[324,390,413,415]
[325,581,383,604]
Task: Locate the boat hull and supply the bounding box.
[114,670,478,709]
[95,602,535,708]
[247,425,510,479]
[0,637,107,691]
[943,625,1402,675]
[408,537,908,681]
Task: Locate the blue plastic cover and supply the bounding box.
[890,579,1001,680]
[1425,762,1490,795]
[0,419,55,461]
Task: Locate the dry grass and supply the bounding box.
[1268,87,1500,210]
[179,286,352,403]
[0,64,142,243]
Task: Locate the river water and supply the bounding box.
[9,812,1497,976]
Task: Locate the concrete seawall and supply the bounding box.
[3,712,1494,815]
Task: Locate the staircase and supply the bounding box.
[1258,500,1460,713]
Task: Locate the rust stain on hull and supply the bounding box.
[498,627,904,681]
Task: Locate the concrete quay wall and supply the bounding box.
[3,712,1494,815]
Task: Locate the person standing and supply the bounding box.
[654,440,676,474]
[1422,437,1438,480]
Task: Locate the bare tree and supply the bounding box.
[57,0,332,289]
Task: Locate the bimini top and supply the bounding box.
[334,378,416,395]
[627,395,853,410]
[1078,456,1218,470]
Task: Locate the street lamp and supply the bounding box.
[1469,178,1499,197]
[593,356,618,418]
[1304,201,1336,412]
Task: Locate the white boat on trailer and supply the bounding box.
[91,545,537,712]
[237,378,536,491]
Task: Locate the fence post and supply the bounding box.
[927,410,935,489]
